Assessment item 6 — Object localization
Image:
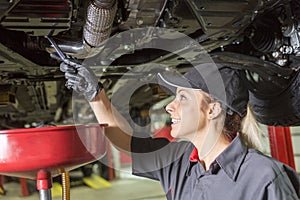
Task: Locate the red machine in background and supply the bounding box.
[0,124,107,200]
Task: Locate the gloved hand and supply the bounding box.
[60,58,102,102]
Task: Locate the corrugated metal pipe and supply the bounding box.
[61,171,70,200]
[84,0,116,47]
[54,0,117,58]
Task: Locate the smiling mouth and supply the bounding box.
[171,118,180,125]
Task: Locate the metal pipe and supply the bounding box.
[93,0,116,8]
[61,171,70,200]
[84,0,116,47]
[56,0,117,59]
[36,170,52,200]
[39,189,52,200]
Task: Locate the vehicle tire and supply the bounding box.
[249,71,300,126]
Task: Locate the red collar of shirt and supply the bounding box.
[189,147,200,162]
[189,133,238,162]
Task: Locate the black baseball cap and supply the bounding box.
[157,63,249,117]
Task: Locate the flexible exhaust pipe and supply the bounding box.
[48,0,117,59]
[84,0,116,47]
[76,0,117,58]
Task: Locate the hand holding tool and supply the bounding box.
[46,36,102,101]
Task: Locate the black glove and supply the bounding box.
[60,58,102,102]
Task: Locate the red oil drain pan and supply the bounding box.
[0,124,107,179]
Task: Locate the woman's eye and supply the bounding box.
[179,95,186,101]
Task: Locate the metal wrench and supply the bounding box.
[45,36,67,61]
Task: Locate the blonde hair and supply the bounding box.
[202,92,264,150]
[240,104,264,150]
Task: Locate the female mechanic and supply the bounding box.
[60,59,299,200]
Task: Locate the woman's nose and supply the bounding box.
[165,101,175,114]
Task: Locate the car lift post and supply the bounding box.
[268,126,296,170]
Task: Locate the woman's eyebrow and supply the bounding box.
[177,88,184,94]
[177,88,188,93]
[177,88,193,95]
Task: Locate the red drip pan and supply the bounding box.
[0,124,106,179]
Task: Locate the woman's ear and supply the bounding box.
[208,102,222,119]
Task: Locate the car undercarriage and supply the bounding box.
[0,0,300,129]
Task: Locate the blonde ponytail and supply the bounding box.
[240,104,265,150]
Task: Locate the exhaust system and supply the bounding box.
[49,0,117,59]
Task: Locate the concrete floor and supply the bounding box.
[0,172,166,200]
